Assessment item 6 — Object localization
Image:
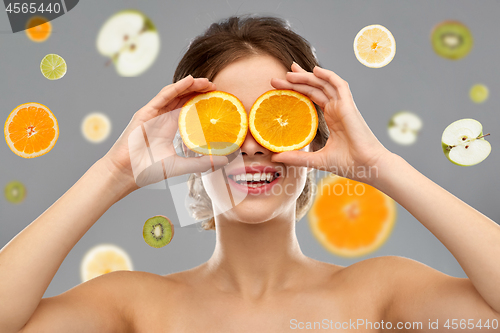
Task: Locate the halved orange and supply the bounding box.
[4,102,59,158]
[179,91,247,156]
[249,89,318,152]
[308,175,396,257]
[354,24,396,68]
[25,16,52,43]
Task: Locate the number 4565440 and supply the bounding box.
[444,319,499,330]
[5,2,61,14]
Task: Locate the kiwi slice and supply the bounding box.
[431,21,473,60]
[4,180,26,204]
[143,215,174,248]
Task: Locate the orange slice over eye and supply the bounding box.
[179,91,248,156]
[248,89,318,152]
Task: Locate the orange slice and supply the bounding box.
[4,102,59,158]
[179,91,247,156]
[25,16,52,43]
[354,24,396,68]
[308,175,396,257]
[248,89,318,152]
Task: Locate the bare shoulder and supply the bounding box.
[20,270,176,333]
[335,255,447,279]
[325,256,448,310]
[82,270,190,332]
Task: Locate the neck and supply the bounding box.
[204,211,311,299]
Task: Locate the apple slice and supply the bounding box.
[441,118,491,166]
[387,111,422,145]
[115,31,160,77]
[96,10,160,77]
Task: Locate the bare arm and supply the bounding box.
[0,161,130,333]
[270,63,500,320]
[0,75,222,333]
[374,153,500,321]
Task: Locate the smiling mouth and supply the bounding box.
[227,172,281,188]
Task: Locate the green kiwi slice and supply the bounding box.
[143,215,174,248]
[431,20,473,60]
[4,180,26,204]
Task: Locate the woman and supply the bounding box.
[1,15,499,333]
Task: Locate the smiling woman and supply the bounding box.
[174,16,329,230]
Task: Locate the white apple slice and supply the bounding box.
[387,111,422,145]
[441,118,491,166]
[116,31,160,77]
[96,10,160,77]
[96,11,144,57]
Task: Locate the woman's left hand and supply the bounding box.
[270,63,390,185]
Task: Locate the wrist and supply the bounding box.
[365,150,403,190]
[93,159,137,203]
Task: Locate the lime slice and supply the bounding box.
[40,54,67,80]
[470,84,489,104]
[81,112,112,143]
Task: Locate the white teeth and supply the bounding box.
[231,172,279,185]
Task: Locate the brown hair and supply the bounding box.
[173,15,329,230]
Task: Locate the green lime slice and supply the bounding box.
[470,84,489,104]
[40,54,67,80]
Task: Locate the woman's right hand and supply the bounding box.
[101,75,229,196]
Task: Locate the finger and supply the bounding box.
[143,77,214,116]
[286,71,338,100]
[312,66,352,99]
[166,155,229,178]
[176,79,216,99]
[291,62,308,73]
[271,77,330,107]
[271,150,322,169]
[149,79,216,115]
[143,109,180,161]
[145,75,194,112]
[166,83,216,112]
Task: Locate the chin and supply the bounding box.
[235,197,298,225]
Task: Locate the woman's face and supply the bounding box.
[201,54,312,225]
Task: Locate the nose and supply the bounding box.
[239,131,271,157]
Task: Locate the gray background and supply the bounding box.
[1,0,499,298]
